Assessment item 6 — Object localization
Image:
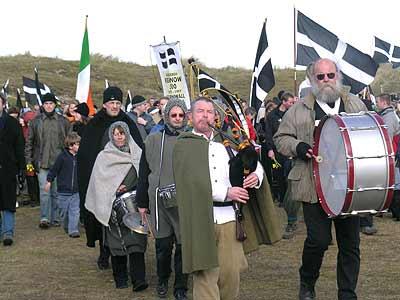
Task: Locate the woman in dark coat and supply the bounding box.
[0,94,25,246]
[85,121,148,292]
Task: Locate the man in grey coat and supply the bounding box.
[376,93,400,221]
[127,95,155,140]
[274,58,366,300]
[136,98,188,300]
[25,93,71,228]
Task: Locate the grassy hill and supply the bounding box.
[1,53,399,107]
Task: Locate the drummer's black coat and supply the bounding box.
[0,112,25,212]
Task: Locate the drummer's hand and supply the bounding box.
[268,150,275,160]
[243,173,259,189]
[296,142,313,161]
[116,185,127,193]
[138,208,148,224]
[227,187,249,204]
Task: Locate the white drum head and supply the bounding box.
[316,118,348,216]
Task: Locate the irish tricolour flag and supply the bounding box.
[76,16,95,115]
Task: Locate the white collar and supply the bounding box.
[192,129,214,141]
[316,98,341,115]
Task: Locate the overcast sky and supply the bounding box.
[2,0,399,69]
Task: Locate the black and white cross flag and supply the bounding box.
[159,48,178,69]
[16,88,24,110]
[22,76,51,106]
[296,10,378,94]
[125,89,132,112]
[194,67,250,137]
[373,36,400,69]
[1,79,9,97]
[249,20,275,114]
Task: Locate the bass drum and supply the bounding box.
[313,112,394,217]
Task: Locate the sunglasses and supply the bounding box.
[316,72,336,81]
[171,113,184,118]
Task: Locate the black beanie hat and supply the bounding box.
[42,93,57,104]
[103,86,123,104]
[131,95,146,107]
[75,102,89,117]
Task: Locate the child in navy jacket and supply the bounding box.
[45,132,81,237]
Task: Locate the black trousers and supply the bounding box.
[156,235,188,292]
[111,252,146,284]
[359,215,373,227]
[300,202,360,300]
[26,175,40,204]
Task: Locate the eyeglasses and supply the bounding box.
[316,72,336,81]
[170,113,185,118]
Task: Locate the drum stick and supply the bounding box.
[312,154,323,163]
[143,213,155,238]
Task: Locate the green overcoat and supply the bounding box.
[173,132,281,274]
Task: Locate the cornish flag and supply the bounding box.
[1,79,9,97]
[249,20,275,113]
[125,89,132,112]
[75,16,95,115]
[195,67,250,137]
[296,10,378,94]
[22,76,51,106]
[373,36,400,69]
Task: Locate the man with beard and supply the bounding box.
[77,86,143,269]
[274,58,366,300]
[136,99,189,300]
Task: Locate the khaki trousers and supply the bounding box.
[192,221,248,300]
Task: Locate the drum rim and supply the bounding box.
[313,112,395,217]
[313,114,355,217]
[369,113,395,210]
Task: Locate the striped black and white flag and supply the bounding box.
[22,76,51,106]
[296,10,378,94]
[373,36,400,69]
[195,67,250,137]
[249,20,275,114]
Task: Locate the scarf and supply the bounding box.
[85,133,142,226]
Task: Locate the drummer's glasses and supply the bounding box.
[316,72,336,81]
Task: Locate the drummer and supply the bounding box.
[274,58,367,300]
[85,121,148,292]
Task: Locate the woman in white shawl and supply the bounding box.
[85,121,148,292]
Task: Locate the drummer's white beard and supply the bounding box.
[312,81,342,104]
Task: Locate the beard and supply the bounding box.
[311,80,342,104]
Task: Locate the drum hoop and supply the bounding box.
[369,112,395,210]
[313,114,355,217]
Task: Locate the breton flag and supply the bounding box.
[22,75,51,106]
[16,88,24,110]
[1,79,9,97]
[373,36,400,69]
[75,16,95,115]
[296,10,378,94]
[125,89,132,112]
[194,67,250,137]
[249,20,275,114]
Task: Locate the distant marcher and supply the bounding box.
[85,122,148,292]
[25,93,71,229]
[376,94,400,221]
[72,102,90,137]
[45,132,81,238]
[0,93,25,246]
[150,97,169,134]
[77,86,143,270]
[127,95,155,140]
[244,107,257,142]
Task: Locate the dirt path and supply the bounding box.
[1,206,399,300]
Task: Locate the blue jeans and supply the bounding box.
[38,169,59,224]
[58,193,80,234]
[0,210,15,238]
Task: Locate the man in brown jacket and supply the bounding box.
[274,58,366,300]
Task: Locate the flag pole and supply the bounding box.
[293,6,297,96]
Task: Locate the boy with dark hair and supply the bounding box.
[45,132,81,238]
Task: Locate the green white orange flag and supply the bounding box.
[76,16,95,115]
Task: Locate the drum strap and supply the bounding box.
[155,130,166,232]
